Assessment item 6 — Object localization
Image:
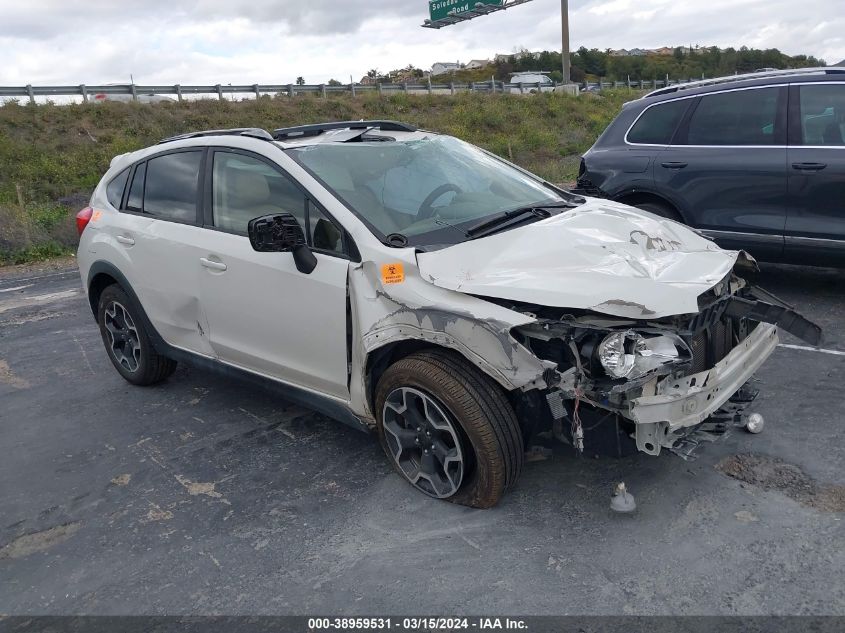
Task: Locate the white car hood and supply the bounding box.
[416,201,740,319]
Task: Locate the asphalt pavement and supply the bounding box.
[0,261,843,615]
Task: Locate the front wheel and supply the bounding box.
[375,349,523,508]
[97,285,177,386]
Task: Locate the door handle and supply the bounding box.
[791,162,827,171]
[200,257,227,272]
[660,162,688,170]
[116,235,135,246]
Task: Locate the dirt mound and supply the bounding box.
[717,453,845,513]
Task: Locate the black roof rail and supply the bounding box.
[158,127,274,144]
[272,120,417,140]
[644,67,845,99]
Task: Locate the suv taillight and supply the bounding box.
[76,207,94,235]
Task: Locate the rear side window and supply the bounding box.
[686,87,779,146]
[106,168,129,209]
[627,100,689,144]
[126,163,146,211]
[798,84,845,146]
[143,151,203,223]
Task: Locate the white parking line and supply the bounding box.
[778,343,845,357]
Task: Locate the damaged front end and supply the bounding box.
[509,274,821,457]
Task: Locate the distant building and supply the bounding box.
[609,49,630,57]
[465,59,490,70]
[628,48,649,56]
[652,47,674,56]
[431,62,461,76]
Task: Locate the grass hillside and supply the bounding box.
[0,90,634,264]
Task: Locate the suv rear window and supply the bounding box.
[686,87,779,146]
[143,151,202,223]
[627,99,688,144]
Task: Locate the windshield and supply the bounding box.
[286,135,570,246]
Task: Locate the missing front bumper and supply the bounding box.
[627,323,779,455]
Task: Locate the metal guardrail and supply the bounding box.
[0,78,700,103]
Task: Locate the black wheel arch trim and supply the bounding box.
[611,189,689,224]
[86,260,368,432]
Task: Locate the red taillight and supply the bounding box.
[76,207,94,235]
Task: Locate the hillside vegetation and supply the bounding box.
[453,46,826,84]
[0,90,634,264]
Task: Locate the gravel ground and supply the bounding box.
[0,261,843,616]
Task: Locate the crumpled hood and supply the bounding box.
[416,201,741,319]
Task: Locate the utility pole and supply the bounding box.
[561,0,570,83]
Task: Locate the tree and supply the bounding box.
[327,78,342,86]
[295,76,305,85]
[366,69,379,79]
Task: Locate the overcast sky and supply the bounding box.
[0,0,842,86]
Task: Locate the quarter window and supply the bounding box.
[106,168,129,209]
[309,202,343,253]
[143,151,202,223]
[685,88,780,146]
[798,84,845,146]
[627,99,689,144]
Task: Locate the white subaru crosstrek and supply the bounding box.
[76,121,820,508]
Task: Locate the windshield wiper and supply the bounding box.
[465,201,576,238]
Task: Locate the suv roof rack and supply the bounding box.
[644,67,845,99]
[273,120,417,141]
[158,127,274,144]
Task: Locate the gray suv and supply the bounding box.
[575,68,845,266]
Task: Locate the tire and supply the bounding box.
[375,349,523,508]
[97,284,177,386]
[633,200,683,223]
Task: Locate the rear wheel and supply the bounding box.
[97,285,176,386]
[375,349,523,508]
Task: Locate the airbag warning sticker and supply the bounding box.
[381,263,405,284]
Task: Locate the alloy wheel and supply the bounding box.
[103,301,141,373]
[382,387,465,498]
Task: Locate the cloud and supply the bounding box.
[0,0,841,87]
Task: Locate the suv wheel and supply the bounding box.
[97,285,177,386]
[375,349,523,508]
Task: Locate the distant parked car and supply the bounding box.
[509,72,555,94]
[574,67,845,266]
[93,85,174,104]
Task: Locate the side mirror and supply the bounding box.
[247,213,317,274]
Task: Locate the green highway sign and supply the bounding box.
[428,0,503,22]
